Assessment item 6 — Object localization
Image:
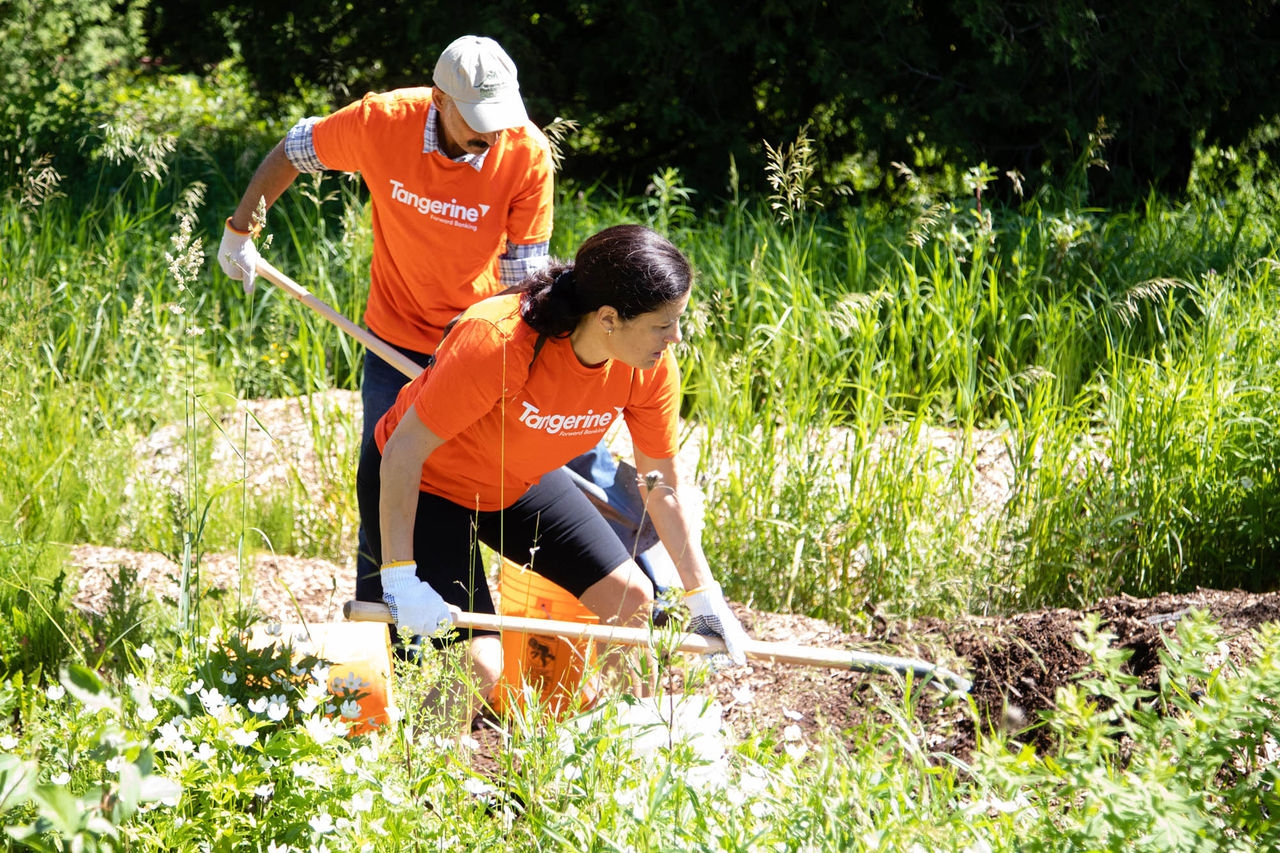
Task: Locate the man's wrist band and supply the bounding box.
[225,216,258,237]
[381,559,416,570]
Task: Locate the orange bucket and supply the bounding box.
[493,558,599,716]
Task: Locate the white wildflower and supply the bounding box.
[46,684,66,701]
[303,715,339,744]
[220,670,237,685]
[347,789,375,813]
[339,699,362,720]
[153,720,189,754]
[136,644,156,660]
[309,812,335,834]
[267,696,289,721]
[248,697,268,714]
[332,672,370,693]
[462,777,496,797]
[0,735,19,750]
[782,724,803,742]
[50,771,71,786]
[199,687,227,714]
[229,728,258,748]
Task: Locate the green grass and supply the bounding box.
[6,127,1280,622]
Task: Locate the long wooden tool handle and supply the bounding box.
[342,600,971,693]
[255,259,424,380]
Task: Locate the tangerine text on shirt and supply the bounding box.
[388,179,491,223]
[518,402,624,436]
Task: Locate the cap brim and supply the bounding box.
[456,97,528,133]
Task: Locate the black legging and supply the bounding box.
[355,436,641,634]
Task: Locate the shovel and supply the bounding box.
[343,600,972,694]
[255,258,424,379]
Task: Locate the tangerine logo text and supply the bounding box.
[518,402,623,435]
[388,179,490,227]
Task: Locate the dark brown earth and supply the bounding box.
[71,547,1280,761]
[714,588,1280,759]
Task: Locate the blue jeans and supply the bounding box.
[355,341,435,596]
[354,340,666,601]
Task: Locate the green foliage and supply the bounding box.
[0,0,147,184]
[0,547,77,681]
[128,0,1280,204]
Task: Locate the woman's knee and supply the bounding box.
[467,634,504,691]
[579,560,654,626]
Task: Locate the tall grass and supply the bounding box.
[5,71,1280,634]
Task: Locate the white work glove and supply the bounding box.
[217,218,261,293]
[686,582,749,666]
[380,563,454,638]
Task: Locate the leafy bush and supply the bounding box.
[0,0,147,186]
[138,0,1280,203]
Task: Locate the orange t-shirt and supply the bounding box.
[311,88,554,352]
[374,294,681,511]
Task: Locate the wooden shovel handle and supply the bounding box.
[342,600,971,693]
[255,259,424,380]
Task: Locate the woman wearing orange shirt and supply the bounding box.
[355,224,747,707]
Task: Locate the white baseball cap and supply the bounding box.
[432,35,529,133]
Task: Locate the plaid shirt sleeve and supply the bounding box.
[283,117,325,173]
[498,241,551,288]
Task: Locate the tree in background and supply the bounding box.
[0,0,147,184]
[8,0,1280,205]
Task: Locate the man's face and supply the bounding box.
[435,92,502,158]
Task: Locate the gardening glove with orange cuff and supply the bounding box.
[218,218,261,293]
[686,582,749,666]
[380,563,453,638]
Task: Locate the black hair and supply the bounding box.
[520,224,692,338]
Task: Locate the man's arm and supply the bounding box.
[498,240,551,289]
[229,141,301,232]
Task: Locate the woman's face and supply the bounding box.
[607,293,689,370]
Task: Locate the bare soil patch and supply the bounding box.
[72,543,1280,762]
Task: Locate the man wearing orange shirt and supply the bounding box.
[217,36,566,599]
